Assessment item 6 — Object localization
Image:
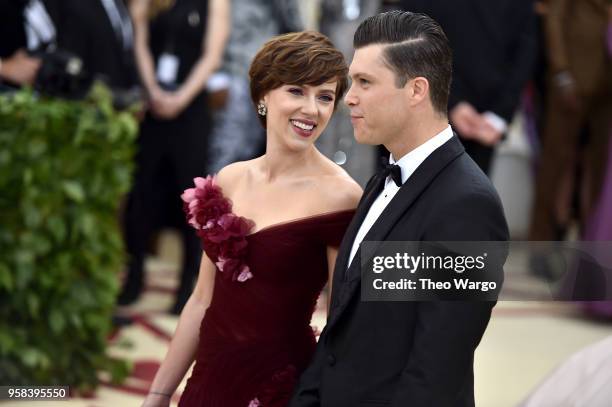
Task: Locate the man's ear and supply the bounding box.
[407,77,430,107]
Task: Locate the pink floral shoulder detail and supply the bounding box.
[181,175,255,282]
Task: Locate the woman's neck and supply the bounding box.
[258,140,320,183]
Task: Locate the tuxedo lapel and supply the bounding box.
[327,136,465,329]
[351,136,465,279]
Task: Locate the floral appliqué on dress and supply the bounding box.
[181,175,254,282]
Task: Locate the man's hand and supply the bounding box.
[553,71,581,112]
[475,120,503,146]
[558,82,581,113]
[451,102,504,146]
[0,49,41,85]
[450,102,482,140]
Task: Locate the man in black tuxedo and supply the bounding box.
[399,0,537,174]
[289,11,509,407]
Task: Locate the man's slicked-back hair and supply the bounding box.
[354,11,452,115]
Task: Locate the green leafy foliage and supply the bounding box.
[0,84,137,390]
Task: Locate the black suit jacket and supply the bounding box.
[289,136,509,407]
[0,0,27,59]
[48,0,138,89]
[399,0,537,123]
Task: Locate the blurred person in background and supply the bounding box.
[207,0,302,173]
[399,0,538,175]
[570,2,612,319]
[50,0,140,97]
[0,0,44,89]
[0,0,140,103]
[118,0,230,314]
[519,334,612,406]
[529,0,612,241]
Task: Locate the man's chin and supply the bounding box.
[353,131,378,145]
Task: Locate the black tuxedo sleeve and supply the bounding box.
[390,190,509,407]
[0,0,26,58]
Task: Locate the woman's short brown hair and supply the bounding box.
[249,31,349,128]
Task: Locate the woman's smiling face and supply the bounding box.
[262,81,338,151]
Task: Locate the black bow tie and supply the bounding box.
[379,157,403,187]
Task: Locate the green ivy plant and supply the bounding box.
[0,83,138,391]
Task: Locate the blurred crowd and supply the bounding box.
[1,0,611,314]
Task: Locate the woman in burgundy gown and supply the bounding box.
[142,31,362,407]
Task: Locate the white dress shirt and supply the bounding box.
[348,125,454,267]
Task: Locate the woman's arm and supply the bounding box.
[326,246,339,315]
[129,0,161,97]
[142,163,241,406]
[142,253,216,407]
[322,176,362,313]
[177,0,230,105]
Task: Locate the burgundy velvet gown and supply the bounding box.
[178,176,355,407]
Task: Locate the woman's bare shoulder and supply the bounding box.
[215,158,259,195]
[315,166,363,212]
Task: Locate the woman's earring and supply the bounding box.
[257,102,267,116]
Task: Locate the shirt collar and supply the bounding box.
[388,125,454,186]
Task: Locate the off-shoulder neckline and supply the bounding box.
[246,208,356,238]
[213,177,356,237]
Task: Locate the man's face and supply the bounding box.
[344,44,410,146]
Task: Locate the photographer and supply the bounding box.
[1,0,140,106]
[0,0,47,89]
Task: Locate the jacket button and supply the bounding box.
[327,354,336,366]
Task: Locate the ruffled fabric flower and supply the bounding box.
[249,365,298,407]
[182,175,254,282]
[181,176,231,229]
